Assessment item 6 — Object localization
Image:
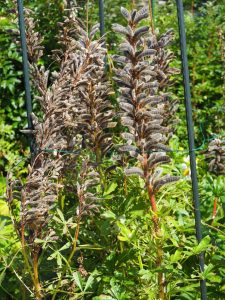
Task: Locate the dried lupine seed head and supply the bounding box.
[113,6,179,191]
[205,138,225,175]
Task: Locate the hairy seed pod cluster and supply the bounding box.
[205,138,225,175]
[11,8,113,233]
[113,7,179,193]
[69,26,116,161]
[76,159,101,217]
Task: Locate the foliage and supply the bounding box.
[154,0,225,140]
[0,1,27,175]
[0,1,224,300]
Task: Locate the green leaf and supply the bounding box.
[0,270,6,285]
[0,200,10,216]
[34,238,46,244]
[84,274,94,291]
[103,182,118,196]
[101,210,116,220]
[56,208,65,222]
[117,235,128,241]
[47,251,59,260]
[73,271,83,291]
[92,296,115,300]
[56,253,62,268]
[192,235,211,255]
[170,250,182,263]
[58,242,71,252]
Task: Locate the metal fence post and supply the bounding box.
[98,0,105,37]
[17,0,33,151]
[176,1,207,299]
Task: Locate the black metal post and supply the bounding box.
[17,0,33,150]
[98,0,105,37]
[176,1,207,299]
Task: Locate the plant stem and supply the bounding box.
[148,0,155,34]
[33,251,42,300]
[51,217,81,300]
[211,197,218,224]
[191,0,195,16]
[21,230,34,283]
[147,186,158,232]
[20,197,35,284]
[68,220,80,265]
[147,186,165,299]
[131,0,136,10]
[9,188,42,298]
[96,148,106,189]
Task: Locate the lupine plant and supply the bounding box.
[7,5,114,299]
[113,7,179,298]
[3,3,220,300]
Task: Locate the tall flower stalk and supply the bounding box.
[7,7,113,299]
[51,158,101,299]
[113,7,179,298]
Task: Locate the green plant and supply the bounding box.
[112,7,179,298]
[1,1,224,299]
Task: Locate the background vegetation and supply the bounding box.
[0,0,224,299]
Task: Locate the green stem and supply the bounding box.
[96,148,106,190]
[33,251,42,300]
[148,0,155,34]
[147,186,165,299]
[51,218,81,300]
[21,231,34,283]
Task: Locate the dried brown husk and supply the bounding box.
[113,6,179,191]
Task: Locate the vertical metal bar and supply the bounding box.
[17,0,33,150]
[176,1,207,299]
[98,0,105,37]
